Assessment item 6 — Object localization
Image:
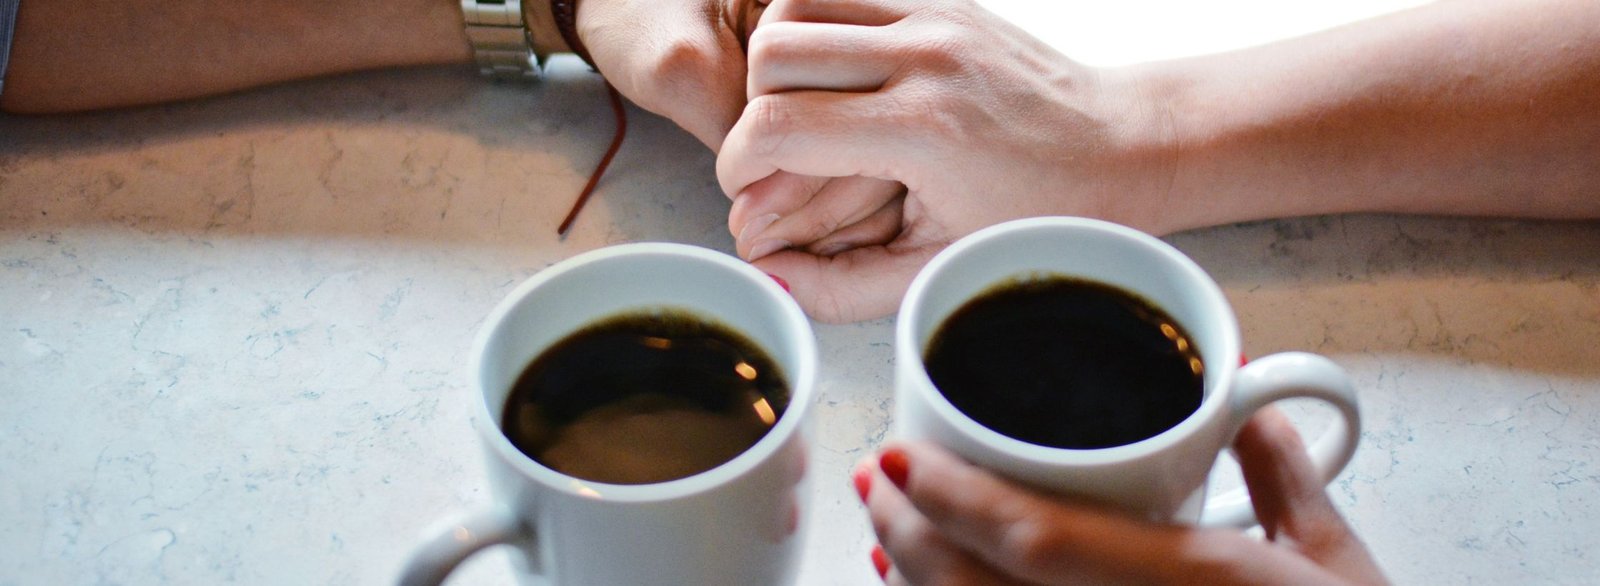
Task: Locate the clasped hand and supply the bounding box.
[590,0,1160,324]
[714,0,1179,324]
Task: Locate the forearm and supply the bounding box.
[1,0,566,113]
[1126,0,1600,234]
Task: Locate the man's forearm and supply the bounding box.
[1,0,566,113]
[1134,0,1600,233]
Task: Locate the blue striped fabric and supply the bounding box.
[0,0,18,97]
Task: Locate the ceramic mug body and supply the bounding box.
[403,243,817,585]
[894,217,1360,525]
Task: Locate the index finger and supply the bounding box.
[717,90,917,198]
[1235,408,1388,584]
[761,0,916,28]
[881,441,1169,584]
[884,441,1354,585]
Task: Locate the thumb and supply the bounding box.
[752,243,937,323]
[1235,407,1387,584]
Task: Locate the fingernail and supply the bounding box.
[870,544,891,579]
[747,238,792,261]
[737,213,781,244]
[879,449,909,490]
[851,465,872,502]
[766,273,790,293]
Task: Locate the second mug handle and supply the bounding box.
[1199,352,1362,528]
[397,505,533,586]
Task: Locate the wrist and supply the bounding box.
[1084,65,1195,236]
[524,0,573,57]
[1103,58,1287,236]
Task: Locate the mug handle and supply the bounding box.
[398,505,534,586]
[1199,352,1361,528]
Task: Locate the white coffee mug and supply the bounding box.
[400,243,818,585]
[895,217,1360,526]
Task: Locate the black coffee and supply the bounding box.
[924,277,1204,449]
[501,310,790,484]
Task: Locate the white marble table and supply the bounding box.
[4,2,1598,584]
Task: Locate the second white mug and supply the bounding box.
[894,217,1361,526]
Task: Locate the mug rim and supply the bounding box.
[469,242,818,503]
[895,216,1241,465]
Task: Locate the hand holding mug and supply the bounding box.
[579,0,912,268]
[855,410,1388,585]
[874,217,1375,582]
[895,217,1362,524]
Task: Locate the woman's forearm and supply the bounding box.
[1,0,546,113]
[1131,0,1600,233]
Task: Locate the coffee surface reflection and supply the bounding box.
[924,277,1204,449]
[502,310,790,484]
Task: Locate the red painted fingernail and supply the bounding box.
[879,449,909,490]
[766,273,790,293]
[1240,353,1250,366]
[852,465,872,502]
[871,544,891,579]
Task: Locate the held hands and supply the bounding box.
[855,408,1388,585]
[582,0,1103,325]
[716,0,1178,322]
[579,0,909,262]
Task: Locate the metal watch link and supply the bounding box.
[461,0,541,80]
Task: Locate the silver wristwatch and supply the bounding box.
[461,0,542,80]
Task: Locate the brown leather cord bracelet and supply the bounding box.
[550,0,595,68]
[552,0,627,237]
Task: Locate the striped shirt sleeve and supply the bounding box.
[0,0,19,98]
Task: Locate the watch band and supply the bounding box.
[461,0,541,80]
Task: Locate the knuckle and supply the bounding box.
[871,506,942,554]
[655,36,717,75]
[1000,515,1069,571]
[868,507,895,542]
[772,0,825,19]
[743,95,795,157]
[890,518,943,552]
[746,23,805,70]
[928,39,972,77]
[925,2,982,31]
[899,25,972,77]
[638,37,719,100]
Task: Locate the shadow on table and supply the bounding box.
[0,60,731,250]
[3,65,1595,379]
[1174,214,1600,379]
